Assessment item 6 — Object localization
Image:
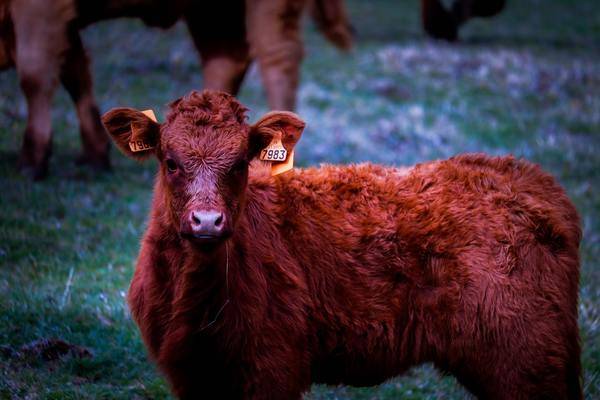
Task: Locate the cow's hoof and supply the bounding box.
[18,149,50,181]
[18,161,49,181]
[322,23,354,51]
[424,20,459,41]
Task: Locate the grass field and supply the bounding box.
[1,0,599,398]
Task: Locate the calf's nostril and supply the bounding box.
[214,213,223,227]
[191,212,201,225]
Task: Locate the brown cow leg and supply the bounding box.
[186,4,251,96]
[309,0,353,50]
[246,0,306,110]
[10,0,75,179]
[12,38,60,180]
[421,0,459,41]
[197,45,251,95]
[60,30,110,170]
[17,77,54,180]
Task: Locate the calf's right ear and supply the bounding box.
[101,108,160,160]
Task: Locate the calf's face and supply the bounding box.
[101,91,304,249]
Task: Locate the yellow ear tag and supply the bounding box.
[271,150,294,176]
[259,133,295,176]
[141,109,157,122]
[129,109,158,153]
[259,136,287,162]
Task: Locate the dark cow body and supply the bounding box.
[0,0,351,179]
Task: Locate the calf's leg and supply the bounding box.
[246,0,305,110]
[452,343,581,400]
[60,29,110,170]
[444,292,581,398]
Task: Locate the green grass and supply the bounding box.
[1,0,599,398]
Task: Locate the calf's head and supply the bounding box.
[102,90,304,249]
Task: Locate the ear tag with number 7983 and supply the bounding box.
[259,137,287,162]
[260,132,295,176]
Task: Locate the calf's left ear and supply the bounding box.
[101,108,160,160]
[249,111,305,159]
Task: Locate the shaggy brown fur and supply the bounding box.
[102,90,582,400]
[0,0,352,179]
[421,0,505,41]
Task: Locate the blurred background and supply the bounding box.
[0,0,598,398]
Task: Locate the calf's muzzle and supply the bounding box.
[181,209,229,246]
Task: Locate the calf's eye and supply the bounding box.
[165,159,178,173]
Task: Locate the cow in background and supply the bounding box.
[0,0,352,180]
[421,0,506,41]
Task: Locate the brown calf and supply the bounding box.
[102,90,582,399]
[0,0,351,179]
